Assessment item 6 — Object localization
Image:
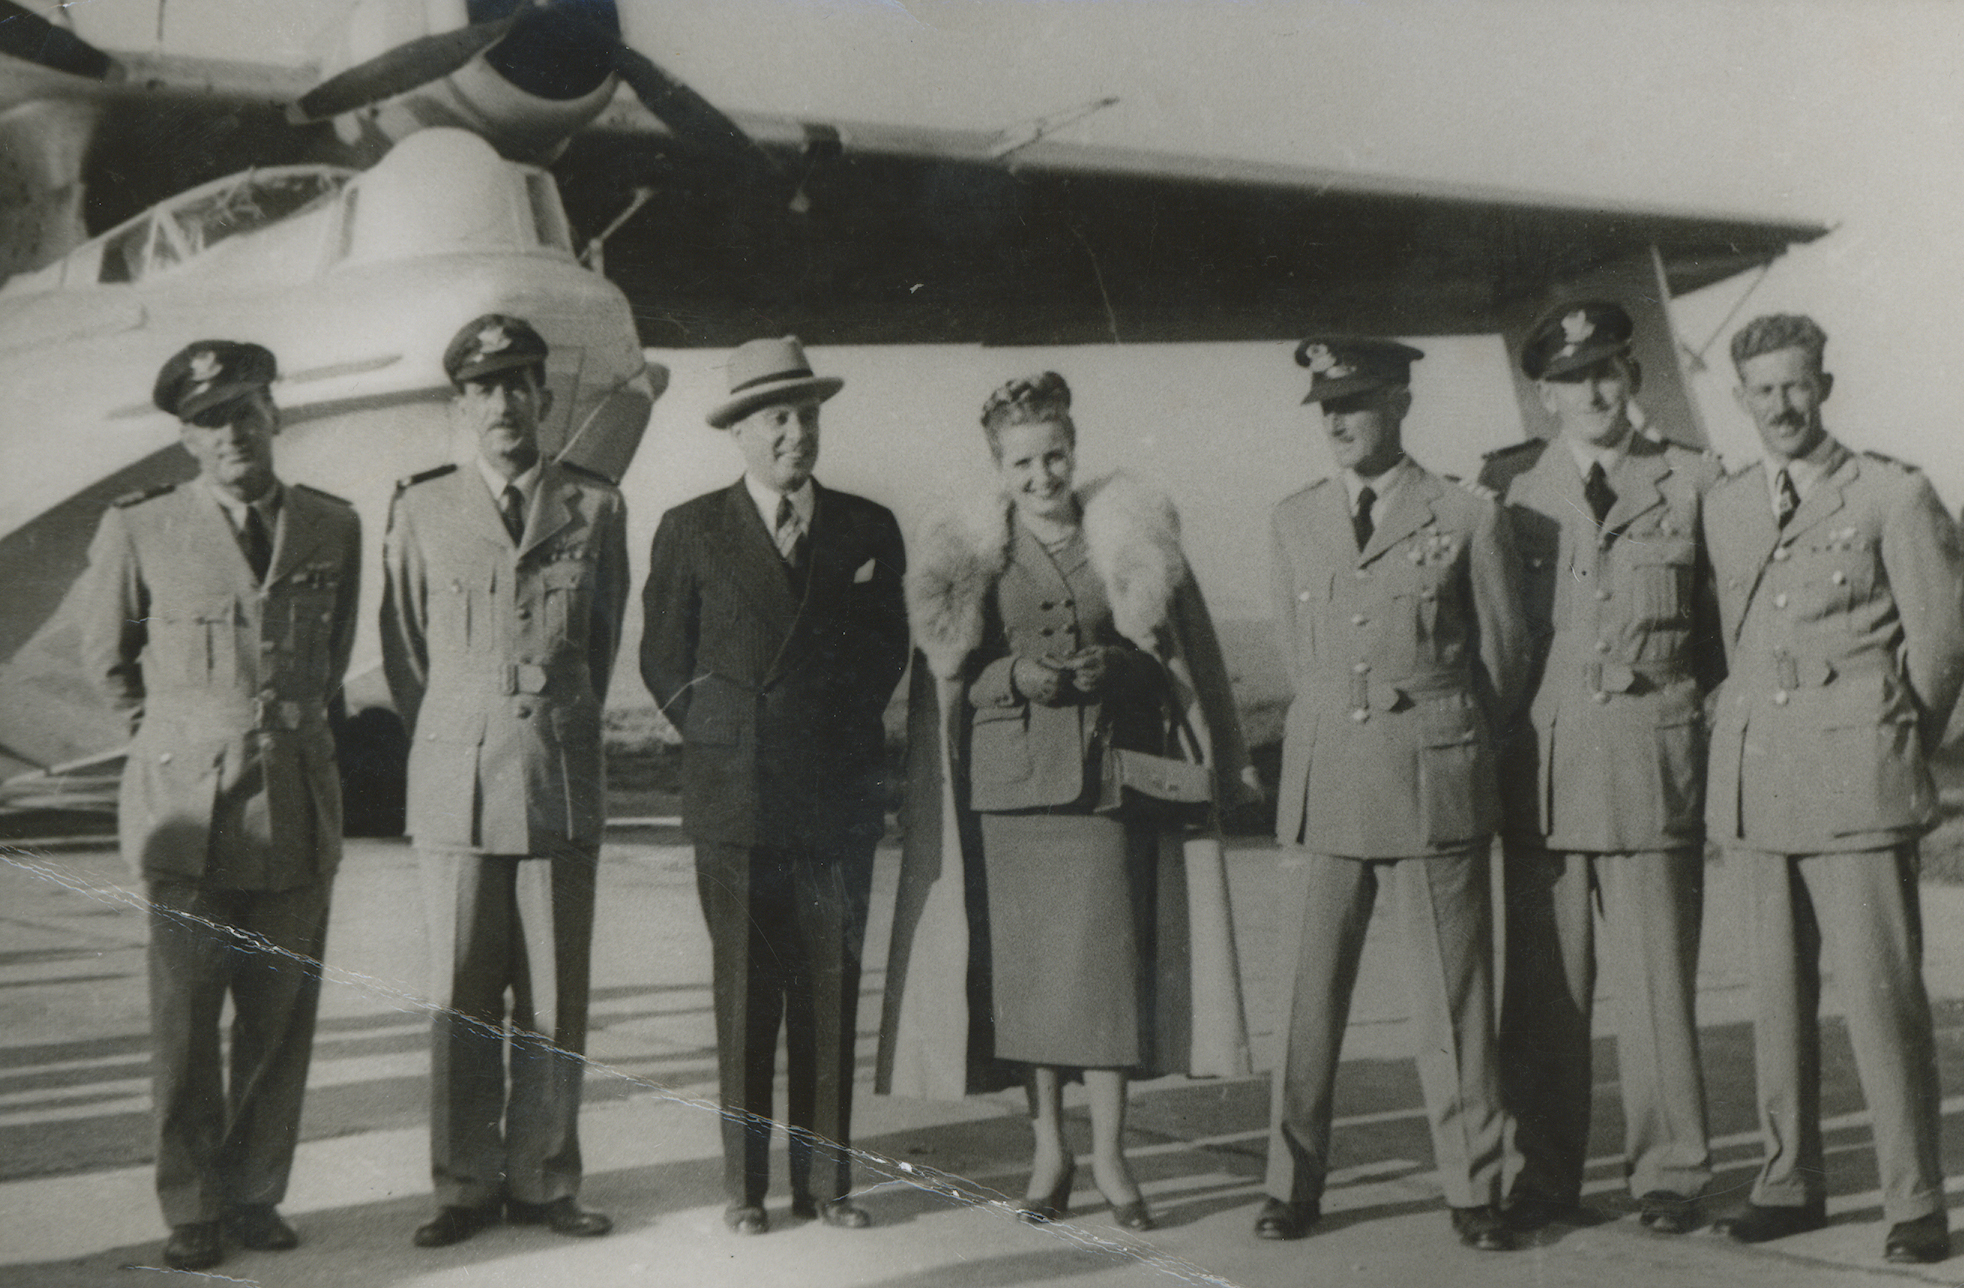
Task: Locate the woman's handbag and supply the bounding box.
[1094,698,1213,823]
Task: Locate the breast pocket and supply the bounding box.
[149,602,236,686]
[1625,537,1697,627]
[543,562,592,646]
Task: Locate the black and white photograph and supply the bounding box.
[2,2,1961,1284]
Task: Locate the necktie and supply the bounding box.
[1774,468,1800,529]
[1351,485,1376,551]
[242,504,271,582]
[1584,461,1616,527]
[775,494,805,567]
[500,484,526,543]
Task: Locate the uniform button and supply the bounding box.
[1352,661,1370,674]
[1353,569,1369,580]
[259,687,277,702]
[1773,690,1790,705]
[1040,600,1055,610]
[1831,570,1847,585]
[1349,708,1369,723]
[261,640,276,652]
[1040,627,1054,637]
[1773,547,1791,561]
[1774,593,1789,609]
[1595,640,1611,654]
[1593,589,1611,602]
[1351,614,1368,626]
[1298,591,1312,603]
[158,753,173,765]
[1592,691,1610,704]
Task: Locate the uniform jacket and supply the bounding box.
[639,479,909,850]
[381,459,629,854]
[877,473,1253,1099]
[1478,433,1725,851]
[1271,459,1530,857]
[1703,438,1964,853]
[77,480,360,886]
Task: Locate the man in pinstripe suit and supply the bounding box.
[640,337,909,1235]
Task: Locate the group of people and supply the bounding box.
[72,301,1959,1274]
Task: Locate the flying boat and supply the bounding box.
[0,0,1828,823]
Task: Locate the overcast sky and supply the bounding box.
[66,0,1964,622]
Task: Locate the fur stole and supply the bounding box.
[909,472,1186,679]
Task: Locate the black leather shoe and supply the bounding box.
[791,1197,873,1228]
[1252,1197,1319,1241]
[1637,1191,1698,1235]
[1111,1199,1157,1232]
[723,1203,769,1236]
[1015,1158,1077,1225]
[226,1204,300,1250]
[1500,1192,1580,1232]
[507,1196,612,1238]
[163,1222,222,1271]
[1713,1202,1827,1244]
[1451,1205,1518,1251]
[1884,1212,1950,1264]
[413,1204,499,1248]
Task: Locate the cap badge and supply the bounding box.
[1557,309,1596,358]
[1302,344,1353,379]
[475,324,511,355]
[188,349,222,392]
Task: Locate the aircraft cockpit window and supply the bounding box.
[166,172,347,260]
[97,226,144,284]
[525,174,574,253]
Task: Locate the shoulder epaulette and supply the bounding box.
[112,483,176,508]
[292,482,352,505]
[1862,449,1919,473]
[1449,476,1499,502]
[1482,439,1542,461]
[556,460,615,485]
[395,463,458,492]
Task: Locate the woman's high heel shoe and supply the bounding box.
[1110,1197,1157,1232]
[1019,1158,1076,1224]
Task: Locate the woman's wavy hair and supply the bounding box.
[980,371,1076,459]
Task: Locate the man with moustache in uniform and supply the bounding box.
[1478,302,1721,1235]
[1257,337,1530,1252]
[1702,314,1963,1265]
[640,337,908,1235]
[383,315,628,1248]
[75,341,361,1271]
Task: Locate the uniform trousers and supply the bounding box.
[1742,844,1944,1223]
[696,841,875,1207]
[146,877,331,1226]
[417,844,597,1210]
[1265,848,1505,1209]
[1497,844,1711,1204]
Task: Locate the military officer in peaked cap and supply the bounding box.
[382,315,629,1247]
[71,341,361,1271]
[1701,314,1963,1265]
[1258,337,1530,1251]
[640,336,908,1235]
[1476,301,1722,1234]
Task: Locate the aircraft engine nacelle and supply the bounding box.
[324,0,623,165]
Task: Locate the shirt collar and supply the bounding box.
[745,473,814,533]
[1342,455,1409,512]
[201,476,281,528]
[478,455,542,505]
[1563,430,1628,481]
[1766,438,1836,508]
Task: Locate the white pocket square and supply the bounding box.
[853,558,877,584]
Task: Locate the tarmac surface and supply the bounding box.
[4,827,1964,1288]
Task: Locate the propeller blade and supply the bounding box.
[290,18,513,123]
[612,45,778,177]
[0,0,115,79]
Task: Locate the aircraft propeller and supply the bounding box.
[289,0,777,181]
[0,0,117,80]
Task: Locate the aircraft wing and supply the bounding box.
[559,105,1830,347]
